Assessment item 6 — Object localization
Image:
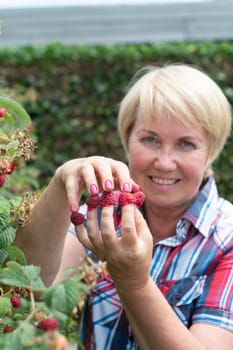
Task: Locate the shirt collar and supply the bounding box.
[182,176,219,238]
[155,177,219,247]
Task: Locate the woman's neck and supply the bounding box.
[143,203,186,244]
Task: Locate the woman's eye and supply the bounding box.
[179,140,196,149]
[141,136,159,144]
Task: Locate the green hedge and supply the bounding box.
[0,41,232,201]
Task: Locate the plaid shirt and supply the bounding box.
[76,177,233,350]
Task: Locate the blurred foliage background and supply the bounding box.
[0,41,232,201]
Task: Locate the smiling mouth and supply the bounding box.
[150,177,180,185]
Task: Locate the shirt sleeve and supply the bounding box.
[192,249,233,331]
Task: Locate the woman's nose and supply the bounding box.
[153,146,177,171]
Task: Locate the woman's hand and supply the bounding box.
[76,203,153,293]
[54,156,140,211]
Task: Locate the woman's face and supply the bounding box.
[127,110,210,213]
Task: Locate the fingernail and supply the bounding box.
[123,183,130,192]
[90,184,98,195]
[70,203,77,212]
[104,180,112,190]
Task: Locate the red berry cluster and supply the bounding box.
[70,190,145,226]
[2,289,25,334]
[3,325,14,333]
[0,104,35,189]
[0,174,5,188]
[0,160,16,188]
[39,317,59,332]
[10,296,21,308]
[0,108,14,180]
[86,190,145,209]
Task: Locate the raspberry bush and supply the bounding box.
[0,96,93,350]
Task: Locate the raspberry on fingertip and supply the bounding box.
[85,194,100,208]
[70,212,85,225]
[119,192,136,207]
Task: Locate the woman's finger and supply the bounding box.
[108,158,134,192]
[100,206,119,249]
[89,156,137,193]
[64,173,82,211]
[86,208,104,252]
[75,223,93,251]
[120,204,138,246]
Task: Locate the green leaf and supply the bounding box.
[16,321,37,347]
[0,268,30,287]
[0,261,45,291]
[0,331,34,350]
[0,337,19,350]
[5,246,27,265]
[0,96,31,131]
[0,225,16,248]
[0,195,12,212]
[44,278,81,315]
[20,264,42,281]
[1,112,14,133]
[0,248,7,267]
[0,296,11,317]
[0,211,10,226]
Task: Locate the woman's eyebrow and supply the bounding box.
[141,129,199,141]
[140,129,157,135]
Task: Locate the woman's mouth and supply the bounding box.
[150,177,180,185]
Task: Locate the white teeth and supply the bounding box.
[151,177,177,185]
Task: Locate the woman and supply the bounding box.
[15,64,233,349]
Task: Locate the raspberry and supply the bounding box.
[99,191,120,207]
[0,174,5,188]
[70,212,85,225]
[85,194,100,209]
[1,161,15,175]
[10,296,21,308]
[39,317,59,332]
[3,326,14,333]
[14,287,21,294]
[119,192,136,207]
[133,191,145,207]
[0,107,6,117]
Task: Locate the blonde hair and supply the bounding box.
[118,64,232,177]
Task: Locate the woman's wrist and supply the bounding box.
[113,275,153,297]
